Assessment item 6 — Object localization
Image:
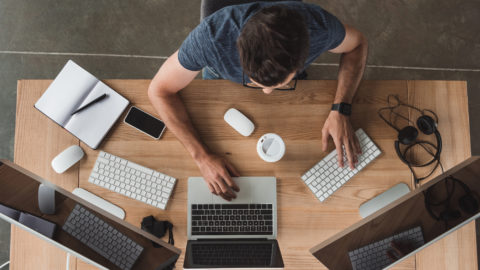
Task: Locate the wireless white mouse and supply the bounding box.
[51,145,84,173]
[224,108,255,136]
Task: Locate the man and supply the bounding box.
[148,2,368,201]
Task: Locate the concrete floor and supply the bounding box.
[0,0,479,269]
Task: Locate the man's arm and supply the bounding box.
[322,24,368,168]
[148,50,239,200]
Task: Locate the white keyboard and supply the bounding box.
[301,129,381,202]
[88,151,176,210]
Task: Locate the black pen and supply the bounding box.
[71,93,108,115]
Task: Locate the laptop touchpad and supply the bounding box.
[211,179,253,204]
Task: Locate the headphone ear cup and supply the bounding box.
[398,126,418,145]
[439,209,461,221]
[417,115,436,135]
[459,195,479,214]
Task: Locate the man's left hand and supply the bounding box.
[321,111,362,168]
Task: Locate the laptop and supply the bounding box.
[184,177,284,269]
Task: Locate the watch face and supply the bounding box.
[340,103,352,115]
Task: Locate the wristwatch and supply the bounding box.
[331,102,352,116]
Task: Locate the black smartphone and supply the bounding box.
[124,106,166,139]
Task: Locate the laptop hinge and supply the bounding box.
[192,238,270,242]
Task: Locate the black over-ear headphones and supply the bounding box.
[378,95,443,183]
[424,176,479,226]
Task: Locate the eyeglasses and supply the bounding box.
[242,72,297,91]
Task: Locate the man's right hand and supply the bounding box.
[195,153,240,201]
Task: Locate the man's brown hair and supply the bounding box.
[237,5,309,87]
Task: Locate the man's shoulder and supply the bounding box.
[205,1,316,21]
[203,2,329,30]
[201,2,259,33]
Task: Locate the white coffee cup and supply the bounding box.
[257,133,286,162]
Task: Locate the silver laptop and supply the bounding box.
[184,177,284,269]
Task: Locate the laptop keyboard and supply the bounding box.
[192,243,272,266]
[191,204,273,235]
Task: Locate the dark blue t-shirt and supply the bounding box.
[178,1,345,84]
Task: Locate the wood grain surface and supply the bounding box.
[13,80,80,270]
[407,81,476,270]
[12,79,474,269]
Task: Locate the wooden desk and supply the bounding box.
[12,80,475,269]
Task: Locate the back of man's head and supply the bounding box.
[237,5,309,87]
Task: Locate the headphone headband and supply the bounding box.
[448,176,472,194]
[424,176,478,223]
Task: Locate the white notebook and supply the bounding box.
[35,60,129,149]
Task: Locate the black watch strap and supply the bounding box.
[331,102,352,116]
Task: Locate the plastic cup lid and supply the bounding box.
[257,133,285,162]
